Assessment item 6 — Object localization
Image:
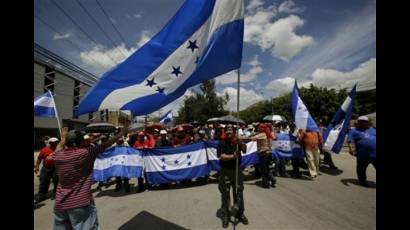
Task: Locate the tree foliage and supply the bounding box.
[175,80,229,123]
[237,84,374,125]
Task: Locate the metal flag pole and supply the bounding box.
[49,90,62,137]
[234,68,240,229]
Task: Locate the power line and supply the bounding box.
[49,0,119,65]
[74,0,127,58]
[35,14,103,68]
[95,0,129,46]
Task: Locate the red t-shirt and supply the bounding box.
[133,139,150,149]
[38,147,55,168]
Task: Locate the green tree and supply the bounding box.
[237,84,356,125]
[175,80,229,123]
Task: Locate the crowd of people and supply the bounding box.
[34,115,376,229]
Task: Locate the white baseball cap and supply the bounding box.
[48,137,59,142]
[160,129,167,134]
[358,116,369,121]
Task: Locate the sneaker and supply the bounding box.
[262,183,270,189]
[222,217,229,228]
[270,178,277,187]
[238,214,249,225]
[114,185,122,192]
[329,166,338,170]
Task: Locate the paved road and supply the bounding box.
[34,151,376,230]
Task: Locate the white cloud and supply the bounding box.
[53,32,71,40]
[79,44,136,74]
[216,55,263,85]
[278,2,376,82]
[134,13,142,19]
[246,0,265,13]
[218,87,264,111]
[136,30,153,48]
[266,77,295,96]
[79,31,153,75]
[244,0,314,61]
[278,0,303,14]
[311,58,376,89]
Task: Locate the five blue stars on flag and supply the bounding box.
[144,39,200,94]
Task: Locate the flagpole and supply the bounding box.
[49,90,62,137]
[234,68,240,227]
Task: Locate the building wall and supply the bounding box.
[34,61,95,129]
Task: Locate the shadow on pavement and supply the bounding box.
[34,191,55,203]
[95,187,136,198]
[319,166,344,176]
[34,203,45,210]
[341,178,376,188]
[148,180,209,191]
[118,210,188,230]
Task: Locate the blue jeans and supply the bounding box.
[53,201,99,230]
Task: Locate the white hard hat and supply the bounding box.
[358,116,369,121]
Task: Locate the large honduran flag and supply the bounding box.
[323,85,357,154]
[206,140,259,171]
[93,146,144,182]
[75,0,244,116]
[144,141,210,184]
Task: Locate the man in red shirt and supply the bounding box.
[172,126,191,147]
[133,131,150,192]
[35,137,59,202]
[53,121,130,230]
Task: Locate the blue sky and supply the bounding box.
[34,0,376,113]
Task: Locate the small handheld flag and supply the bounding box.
[291,80,319,131]
[323,85,357,154]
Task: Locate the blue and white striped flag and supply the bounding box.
[291,81,319,131]
[34,91,57,117]
[93,146,144,182]
[144,141,210,184]
[323,85,357,154]
[159,110,173,124]
[75,0,244,116]
[272,132,304,159]
[206,140,259,171]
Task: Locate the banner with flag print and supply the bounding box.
[291,80,319,131]
[159,110,173,124]
[34,91,57,117]
[143,141,210,184]
[206,140,259,171]
[75,0,244,116]
[323,85,357,154]
[93,146,144,182]
[272,132,304,159]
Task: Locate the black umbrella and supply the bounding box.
[85,122,116,133]
[216,115,245,125]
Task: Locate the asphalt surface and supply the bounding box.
[34,150,376,230]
